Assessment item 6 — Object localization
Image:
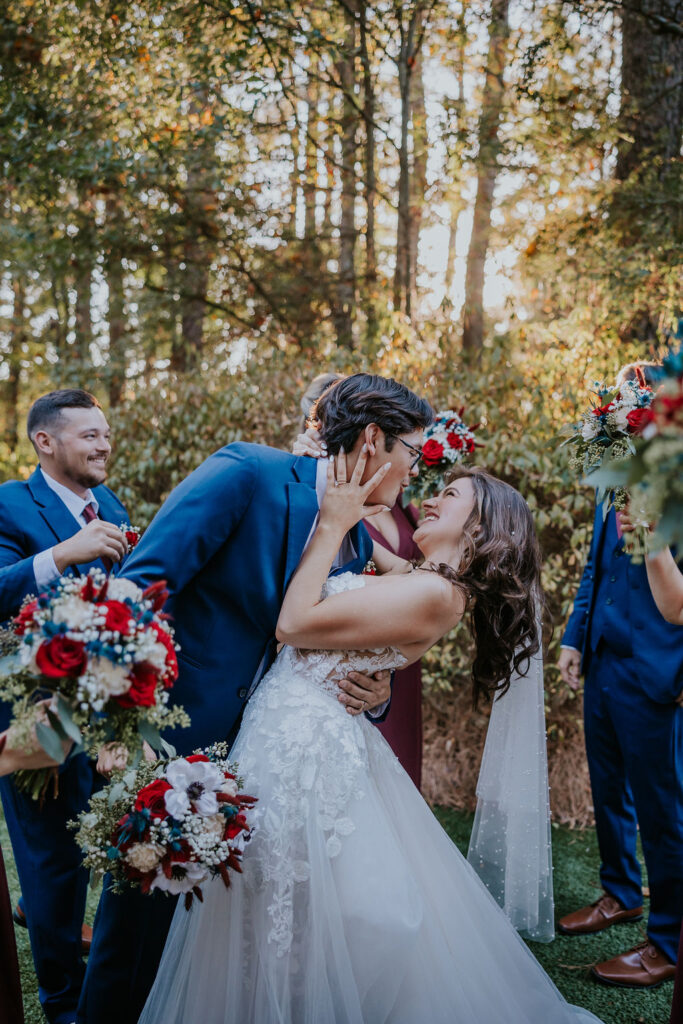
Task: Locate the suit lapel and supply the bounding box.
[27,468,83,546]
[284,458,319,591]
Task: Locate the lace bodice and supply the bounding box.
[275,572,408,694]
[232,572,407,956]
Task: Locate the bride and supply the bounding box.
[139,450,601,1024]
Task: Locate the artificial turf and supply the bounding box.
[2,806,673,1023]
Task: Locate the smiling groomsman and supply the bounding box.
[0,389,129,1024]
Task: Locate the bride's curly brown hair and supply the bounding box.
[423,466,544,707]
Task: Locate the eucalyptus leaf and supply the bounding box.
[35,721,68,764]
[137,720,163,750]
[55,694,83,745]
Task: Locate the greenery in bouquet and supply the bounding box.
[73,742,256,908]
[405,409,481,503]
[588,347,683,558]
[0,568,189,799]
[559,378,655,553]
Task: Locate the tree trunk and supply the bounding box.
[408,38,427,303]
[303,72,318,242]
[6,276,24,450]
[73,255,92,367]
[616,0,683,180]
[333,7,357,350]
[105,198,127,406]
[359,1,378,339]
[462,0,510,358]
[393,10,421,318]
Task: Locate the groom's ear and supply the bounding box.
[364,423,380,456]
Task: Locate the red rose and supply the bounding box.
[654,390,683,429]
[35,636,87,678]
[114,663,158,708]
[104,600,134,634]
[14,599,38,636]
[125,530,139,549]
[421,439,445,467]
[134,778,172,819]
[446,431,464,451]
[592,403,614,417]
[185,754,210,763]
[626,407,655,434]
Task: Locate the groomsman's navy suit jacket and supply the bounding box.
[563,502,683,703]
[122,443,375,754]
[0,466,129,1023]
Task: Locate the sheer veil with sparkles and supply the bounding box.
[467,620,555,942]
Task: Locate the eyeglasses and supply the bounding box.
[393,436,423,470]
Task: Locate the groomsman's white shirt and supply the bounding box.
[32,468,99,590]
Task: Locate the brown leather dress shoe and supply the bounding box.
[591,940,676,988]
[14,903,93,955]
[557,893,643,935]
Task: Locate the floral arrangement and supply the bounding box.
[406,408,480,502]
[73,742,256,907]
[0,569,189,798]
[560,378,654,511]
[588,347,683,555]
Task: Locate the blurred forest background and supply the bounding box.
[1,0,681,824]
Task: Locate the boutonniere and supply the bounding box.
[120,524,141,551]
[363,559,378,576]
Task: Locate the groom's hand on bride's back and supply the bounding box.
[338,669,391,716]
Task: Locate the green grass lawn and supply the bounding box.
[2,806,674,1024]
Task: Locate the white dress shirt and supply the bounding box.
[32,469,99,590]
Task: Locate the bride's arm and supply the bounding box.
[371,542,412,575]
[276,452,464,650]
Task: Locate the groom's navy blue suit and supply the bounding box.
[563,504,683,962]
[0,467,129,1024]
[78,443,374,1024]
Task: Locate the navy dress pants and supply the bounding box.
[77,883,178,1024]
[0,753,94,1024]
[583,644,683,962]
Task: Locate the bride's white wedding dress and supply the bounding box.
[140,574,601,1024]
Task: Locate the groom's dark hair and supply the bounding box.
[313,373,434,454]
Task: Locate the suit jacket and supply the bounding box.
[122,443,374,753]
[0,467,129,625]
[562,503,683,703]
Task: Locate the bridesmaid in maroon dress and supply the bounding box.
[364,503,424,789]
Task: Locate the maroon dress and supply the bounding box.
[365,502,423,790]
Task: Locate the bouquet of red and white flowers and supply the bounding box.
[561,378,654,505]
[74,742,256,907]
[588,347,683,555]
[0,569,189,798]
[406,408,481,501]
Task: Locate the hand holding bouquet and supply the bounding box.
[0,569,189,799]
[74,742,256,908]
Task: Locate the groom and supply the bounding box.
[77,372,434,1024]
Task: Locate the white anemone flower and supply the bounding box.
[164,759,225,818]
[149,859,209,894]
[580,418,600,442]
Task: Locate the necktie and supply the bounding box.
[82,502,113,572]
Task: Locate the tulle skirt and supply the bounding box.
[139,690,601,1024]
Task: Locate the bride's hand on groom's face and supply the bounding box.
[292,427,326,458]
[338,669,392,715]
[320,447,391,532]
